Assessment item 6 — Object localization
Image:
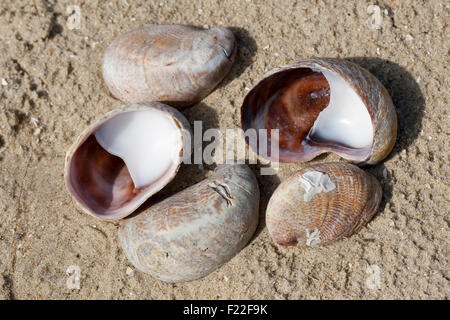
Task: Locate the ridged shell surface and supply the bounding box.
[103,25,236,107]
[266,162,382,247]
[119,164,260,282]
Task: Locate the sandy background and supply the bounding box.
[0,0,448,299]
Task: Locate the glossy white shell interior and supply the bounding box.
[95,109,183,188]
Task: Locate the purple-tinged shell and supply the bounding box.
[103,25,236,108]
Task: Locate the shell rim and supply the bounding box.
[64,102,190,221]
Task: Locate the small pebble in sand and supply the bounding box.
[1,78,7,86]
[366,5,383,30]
[126,267,134,276]
[427,136,432,141]
[416,76,421,83]
[405,34,414,41]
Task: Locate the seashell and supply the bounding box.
[266,162,381,247]
[241,58,397,165]
[118,164,259,283]
[103,25,236,108]
[64,102,190,221]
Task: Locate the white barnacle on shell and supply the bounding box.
[298,170,336,202]
[305,228,321,247]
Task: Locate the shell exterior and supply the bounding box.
[103,25,236,108]
[241,58,397,165]
[266,162,382,247]
[118,164,260,283]
[64,102,191,221]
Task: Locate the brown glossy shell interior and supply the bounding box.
[241,67,334,162]
[67,135,158,218]
[118,164,260,282]
[266,162,382,247]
